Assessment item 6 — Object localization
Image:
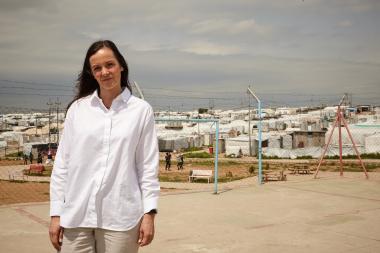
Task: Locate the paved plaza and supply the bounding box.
[1,171,380,253]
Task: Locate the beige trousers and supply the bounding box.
[60,224,140,253]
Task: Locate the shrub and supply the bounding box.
[183,147,204,152]
[5,151,23,158]
[296,155,313,159]
[226,171,233,177]
[184,152,213,159]
[262,155,281,159]
[326,153,380,159]
[248,165,255,175]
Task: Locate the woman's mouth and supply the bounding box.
[102,77,113,82]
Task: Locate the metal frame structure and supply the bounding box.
[155,118,220,194]
[314,95,368,179]
[132,81,145,100]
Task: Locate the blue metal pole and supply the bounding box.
[258,101,263,184]
[214,120,219,194]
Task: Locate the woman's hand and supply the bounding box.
[138,213,156,247]
[49,216,64,251]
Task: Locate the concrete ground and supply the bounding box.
[1,172,380,253]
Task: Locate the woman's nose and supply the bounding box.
[101,67,109,76]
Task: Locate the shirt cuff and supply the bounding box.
[50,200,63,216]
[143,197,158,214]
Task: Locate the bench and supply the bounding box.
[262,170,287,182]
[289,165,312,175]
[8,170,28,181]
[189,170,213,183]
[27,164,45,175]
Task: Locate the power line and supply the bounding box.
[144,94,234,100]
[1,79,379,98]
[0,92,73,97]
[0,79,74,88]
[0,86,74,92]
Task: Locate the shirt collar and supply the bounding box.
[119,87,131,103]
[90,87,132,106]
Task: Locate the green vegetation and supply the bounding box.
[184,152,213,159]
[261,153,380,160]
[0,179,27,183]
[218,176,246,183]
[225,171,233,177]
[198,108,208,114]
[262,155,281,159]
[190,160,214,166]
[364,163,379,170]
[325,153,380,159]
[248,165,256,175]
[5,151,23,158]
[183,147,204,152]
[159,175,184,182]
[296,155,313,159]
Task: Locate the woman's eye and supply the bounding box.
[106,63,115,68]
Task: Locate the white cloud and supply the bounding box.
[80,32,102,40]
[345,0,380,12]
[338,20,352,27]
[190,18,272,36]
[181,41,241,56]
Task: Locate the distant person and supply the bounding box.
[165,152,172,170]
[37,151,43,164]
[177,154,184,170]
[29,151,33,164]
[23,154,28,165]
[49,40,159,253]
[46,150,53,165]
[47,150,53,160]
[237,148,243,158]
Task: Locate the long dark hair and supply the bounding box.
[67,40,131,110]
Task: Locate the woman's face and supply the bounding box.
[89,47,124,93]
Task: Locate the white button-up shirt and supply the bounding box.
[50,88,160,231]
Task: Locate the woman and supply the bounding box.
[49,40,160,253]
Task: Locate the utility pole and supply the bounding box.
[47,100,53,149]
[349,93,353,107]
[35,116,38,136]
[198,116,200,136]
[247,87,263,185]
[209,99,214,110]
[248,86,252,156]
[55,98,61,144]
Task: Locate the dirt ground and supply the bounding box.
[0,159,25,166]
[0,180,183,206]
[0,180,50,205]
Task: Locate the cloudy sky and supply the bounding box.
[0,0,379,112]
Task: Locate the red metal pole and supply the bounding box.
[341,116,369,179]
[314,115,339,179]
[338,106,343,176]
